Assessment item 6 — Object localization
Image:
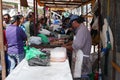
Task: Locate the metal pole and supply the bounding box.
[0,0,6,79]
[36,0,38,23]
[81,5,83,14]
[33,0,36,36]
[44,4,46,17]
[86,4,88,27]
[18,2,21,13]
[112,0,117,79]
[98,0,101,72]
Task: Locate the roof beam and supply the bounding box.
[40,0,82,3]
[45,3,82,5]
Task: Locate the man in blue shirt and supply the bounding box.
[6,15,27,73]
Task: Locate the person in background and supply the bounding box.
[61,17,74,35]
[36,18,43,34]
[18,15,26,32]
[53,16,61,25]
[23,12,34,38]
[2,14,10,75]
[63,15,92,80]
[42,17,49,30]
[6,15,27,73]
[3,14,11,29]
[39,18,45,29]
[46,15,52,27]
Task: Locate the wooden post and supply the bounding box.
[0,0,6,79]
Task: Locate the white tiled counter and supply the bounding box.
[6,59,73,80]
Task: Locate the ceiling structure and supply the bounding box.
[37,0,94,9]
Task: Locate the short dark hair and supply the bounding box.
[27,12,34,18]
[10,15,20,24]
[76,15,85,23]
[26,12,34,21]
[18,15,24,19]
[3,14,11,19]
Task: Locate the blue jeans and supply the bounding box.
[7,53,25,74]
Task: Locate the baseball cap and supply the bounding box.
[69,15,79,27]
[69,15,79,23]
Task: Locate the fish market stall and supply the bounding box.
[5,47,73,80]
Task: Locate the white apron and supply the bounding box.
[72,50,89,78]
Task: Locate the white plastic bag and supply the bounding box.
[50,47,67,62]
[39,29,51,35]
[28,36,42,45]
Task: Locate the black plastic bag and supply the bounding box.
[28,53,50,66]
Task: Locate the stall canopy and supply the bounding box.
[20,0,28,7]
[37,0,93,9]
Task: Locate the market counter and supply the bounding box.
[5,59,73,80]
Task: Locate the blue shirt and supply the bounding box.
[6,24,27,54]
[72,23,91,55]
[54,19,60,25]
[20,25,26,32]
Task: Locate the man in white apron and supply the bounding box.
[63,15,92,80]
